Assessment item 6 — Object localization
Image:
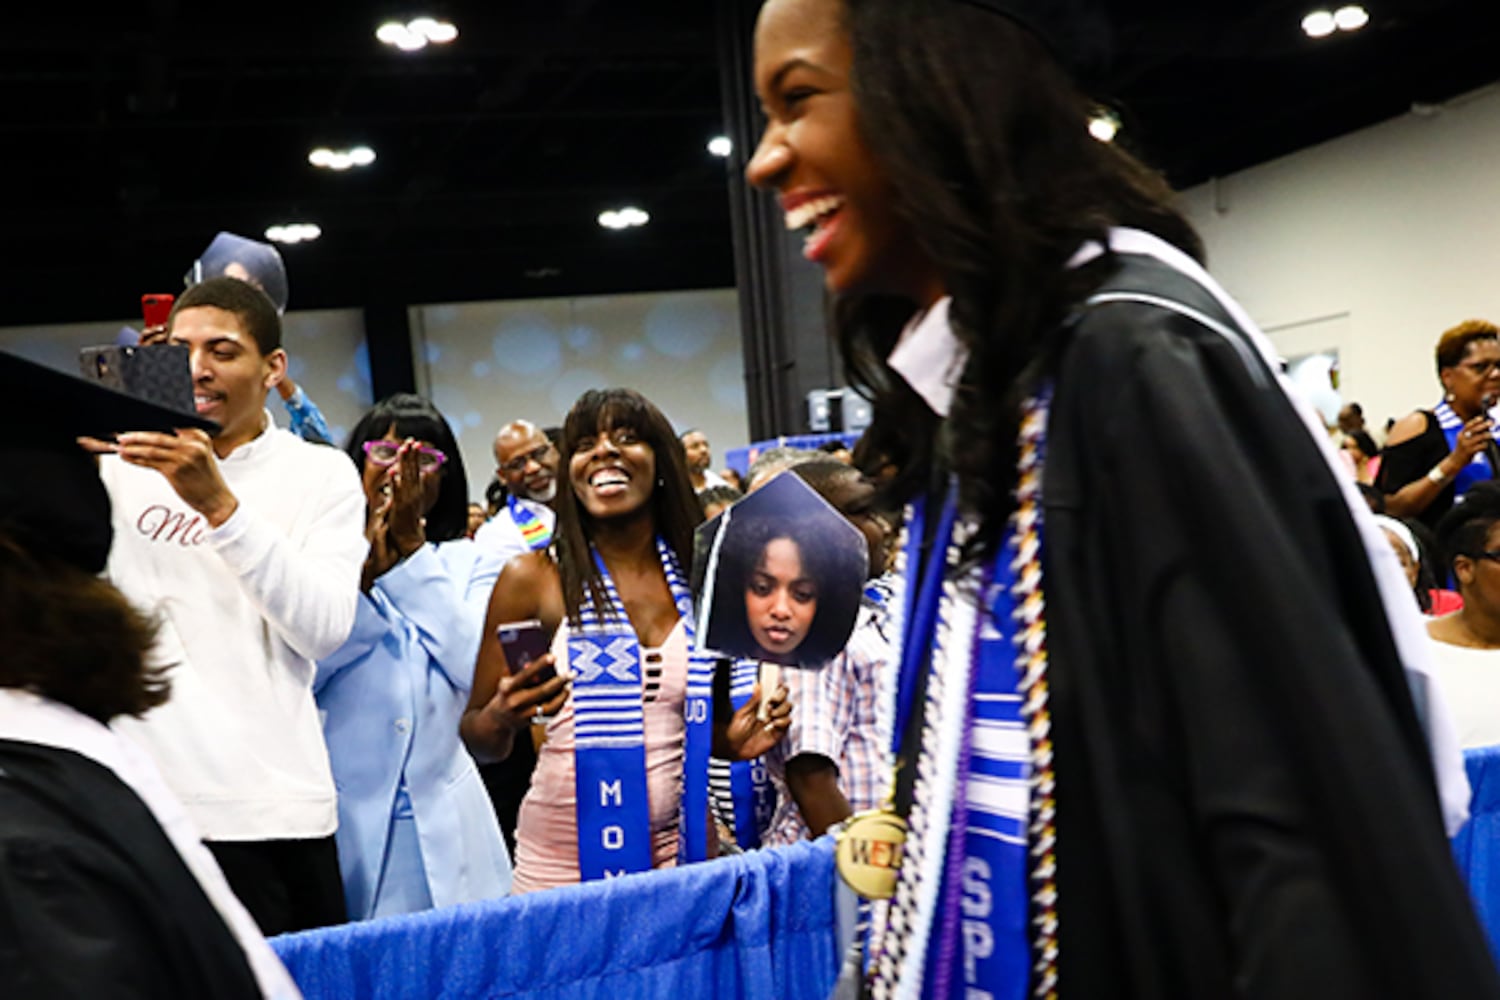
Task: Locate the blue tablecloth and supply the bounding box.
[271,838,840,1000]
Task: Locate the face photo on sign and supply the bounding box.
[693,471,868,667]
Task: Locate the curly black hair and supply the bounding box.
[705,510,866,666]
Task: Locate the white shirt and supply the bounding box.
[473,496,555,573]
[1425,639,1500,750]
[102,416,367,840]
[0,689,301,999]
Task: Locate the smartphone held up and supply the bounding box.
[497,620,555,686]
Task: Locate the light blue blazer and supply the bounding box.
[315,538,511,919]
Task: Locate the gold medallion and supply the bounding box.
[835,809,908,900]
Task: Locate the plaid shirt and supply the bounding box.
[762,593,894,846]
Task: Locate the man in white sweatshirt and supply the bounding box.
[95,276,367,935]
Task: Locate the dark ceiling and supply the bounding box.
[5,0,1499,327]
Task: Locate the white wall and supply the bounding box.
[1178,83,1500,432]
[413,288,748,498]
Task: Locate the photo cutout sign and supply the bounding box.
[693,471,869,667]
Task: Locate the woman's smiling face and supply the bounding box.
[745,536,818,657]
[745,0,940,303]
[568,420,657,521]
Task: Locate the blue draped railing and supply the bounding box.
[271,838,840,1000]
[1455,745,1500,962]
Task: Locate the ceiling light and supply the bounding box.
[309,145,375,171]
[376,17,458,51]
[1333,5,1369,31]
[375,21,409,45]
[1302,10,1337,38]
[266,223,322,245]
[707,136,733,158]
[1087,110,1120,143]
[598,207,650,230]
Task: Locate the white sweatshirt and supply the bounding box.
[103,417,367,841]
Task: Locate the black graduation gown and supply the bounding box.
[0,739,265,999]
[1041,254,1500,998]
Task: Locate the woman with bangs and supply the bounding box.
[462,388,791,893]
[316,393,512,920]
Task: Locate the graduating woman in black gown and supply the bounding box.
[746,1,1499,997]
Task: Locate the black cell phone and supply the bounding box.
[497,619,554,685]
[79,343,197,416]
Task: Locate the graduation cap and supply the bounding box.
[2,350,216,574]
[692,471,870,668]
[953,0,1112,80]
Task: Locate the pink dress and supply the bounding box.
[510,618,688,894]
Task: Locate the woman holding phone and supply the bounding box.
[316,394,511,919]
[462,388,791,893]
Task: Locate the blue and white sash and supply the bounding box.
[508,495,554,552]
[726,659,777,849]
[872,479,1041,998]
[570,539,714,880]
[1434,399,1499,502]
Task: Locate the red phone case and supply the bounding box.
[141,293,175,332]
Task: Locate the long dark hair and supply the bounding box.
[344,393,469,543]
[555,388,703,624]
[837,0,1203,553]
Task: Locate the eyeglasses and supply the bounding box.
[499,442,555,475]
[363,440,447,472]
[1459,359,1500,377]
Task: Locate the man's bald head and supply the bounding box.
[494,419,558,503]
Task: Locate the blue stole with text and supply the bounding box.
[570,539,713,880]
[508,495,554,552]
[1434,399,1499,502]
[727,659,776,849]
[896,493,1032,1000]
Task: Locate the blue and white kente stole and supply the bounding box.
[508,495,554,552]
[726,658,777,849]
[570,539,713,880]
[1434,399,1499,502]
[872,390,1053,1000]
